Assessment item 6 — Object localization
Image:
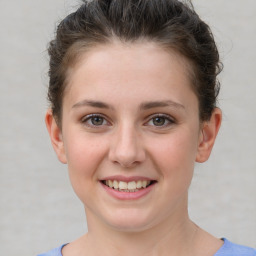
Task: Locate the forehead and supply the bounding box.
[62,41,198,111]
[65,41,194,90]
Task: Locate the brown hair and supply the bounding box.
[48,0,222,126]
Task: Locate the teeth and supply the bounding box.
[108,180,113,188]
[127,181,136,190]
[136,180,142,189]
[113,180,119,189]
[142,181,147,188]
[104,180,152,191]
[119,181,128,190]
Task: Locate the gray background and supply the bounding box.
[0,0,255,255]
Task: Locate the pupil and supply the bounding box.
[92,116,103,125]
[153,117,165,126]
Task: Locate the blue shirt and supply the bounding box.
[37,238,256,256]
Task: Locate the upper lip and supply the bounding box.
[100,175,156,182]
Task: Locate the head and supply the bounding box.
[45,0,222,232]
[48,0,222,128]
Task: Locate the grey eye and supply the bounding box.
[146,114,175,128]
[82,114,108,127]
[90,116,104,126]
[152,117,166,126]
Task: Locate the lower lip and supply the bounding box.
[100,182,156,200]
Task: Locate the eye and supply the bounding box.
[81,114,109,127]
[145,114,175,128]
[152,117,167,126]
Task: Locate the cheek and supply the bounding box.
[65,132,106,167]
[64,133,108,195]
[147,129,199,181]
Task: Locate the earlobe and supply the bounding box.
[196,108,222,163]
[45,109,67,164]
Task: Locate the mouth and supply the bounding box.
[100,179,157,192]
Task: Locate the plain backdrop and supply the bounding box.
[0,0,255,255]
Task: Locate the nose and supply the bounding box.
[108,123,146,168]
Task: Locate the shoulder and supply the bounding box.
[215,238,256,256]
[37,244,67,256]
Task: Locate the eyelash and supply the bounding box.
[81,113,175,129]
[145,114,175,128]
[81,114,110,128]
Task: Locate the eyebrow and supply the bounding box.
[72,99,185,111]
[139,100,185,110]
[72,100,112,109]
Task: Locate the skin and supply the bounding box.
[46,41,222,256]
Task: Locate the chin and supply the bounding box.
[103,209,157,233]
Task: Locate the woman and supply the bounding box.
[39,0,256,255]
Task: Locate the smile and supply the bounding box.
[102,180,155,192]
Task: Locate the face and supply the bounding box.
[47,41,219,232]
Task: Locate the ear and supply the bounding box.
[45,109,67,164]
[196,108,222,163]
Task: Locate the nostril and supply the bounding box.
[112,159,139,168]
